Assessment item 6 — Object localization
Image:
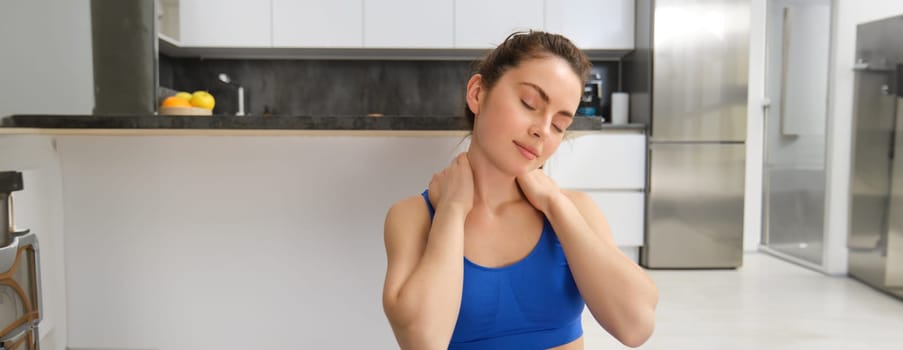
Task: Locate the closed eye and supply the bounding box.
[522,97,564,133]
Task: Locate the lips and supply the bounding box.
[513,141,539,160]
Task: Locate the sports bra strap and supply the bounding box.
[421,189,435,219]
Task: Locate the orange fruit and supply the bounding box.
[161,96,192,108]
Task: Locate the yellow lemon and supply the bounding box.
[189,91,215,110]
[175,91,192,101]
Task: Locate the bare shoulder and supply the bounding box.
[383,195,433,301]
[384,195,432,252]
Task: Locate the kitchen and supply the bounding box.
[1,0,903,349]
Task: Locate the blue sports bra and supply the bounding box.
[421,190,585,350]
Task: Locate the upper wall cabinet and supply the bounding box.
[545,0,635,50]
[454,0,544,48]
[272,0,363,48]
[363,0,454,48]
[179,0,272,47]
[167,0,635,52]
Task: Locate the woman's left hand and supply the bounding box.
[516,168,564,214]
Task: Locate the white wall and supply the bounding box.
[0,1,92,346]
[0,136,68,350]
[824,0,903,275]
[0,0,94,117]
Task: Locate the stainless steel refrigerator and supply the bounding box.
[848,15,903,299]
[629,0,749,268]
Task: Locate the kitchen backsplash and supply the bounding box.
[159,55,619,117]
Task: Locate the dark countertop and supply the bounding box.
[1,115,646,132]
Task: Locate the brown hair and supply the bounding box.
[464,31,592,127]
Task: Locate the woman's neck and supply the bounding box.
[465,146,527,216]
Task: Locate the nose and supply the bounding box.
[529,119,552,139]
[529,125,542,138]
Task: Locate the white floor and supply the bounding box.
[582,253,903,349]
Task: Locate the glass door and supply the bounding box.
[761,0,832,267]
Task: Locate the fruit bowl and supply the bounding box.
[159,106,213,116]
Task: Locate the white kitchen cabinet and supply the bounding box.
[169,0,635,51]
[179,0,272,47]
[544,131,647,251]
[272,0,362,47]
[58,135,478,349]
[158,0,180,41]
[546,132,646,190]
[363,0,454,48]
[585,191,645,246]
[545,0,635,50]
[454,0,543,48]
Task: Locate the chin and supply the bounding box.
[484,145,542,176]
[505,158,541,177]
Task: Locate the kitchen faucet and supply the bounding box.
[218,73,245,116]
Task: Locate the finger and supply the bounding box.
[456,154,471,170]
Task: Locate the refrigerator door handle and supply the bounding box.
[646,148,652,193]
[848,241,884,252]
[853,58,895,73]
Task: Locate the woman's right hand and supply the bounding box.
[428,152,474,213]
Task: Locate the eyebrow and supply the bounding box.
[518,82,574,118]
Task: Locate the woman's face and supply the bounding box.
[468,56,583,176]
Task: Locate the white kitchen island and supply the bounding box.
[0,124,645,350]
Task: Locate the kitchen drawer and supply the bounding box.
[585,191,645,247]
[546,133,646,190]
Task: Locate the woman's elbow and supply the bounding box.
[389,321,452,350]
[613,309,656,348]
[618,326,654,348]
[383,303,451,350]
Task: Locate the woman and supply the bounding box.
[382,31,658,349]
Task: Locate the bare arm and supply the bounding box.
[382,153,474,349]
[546,190,658,347]
[382,197,467,349]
